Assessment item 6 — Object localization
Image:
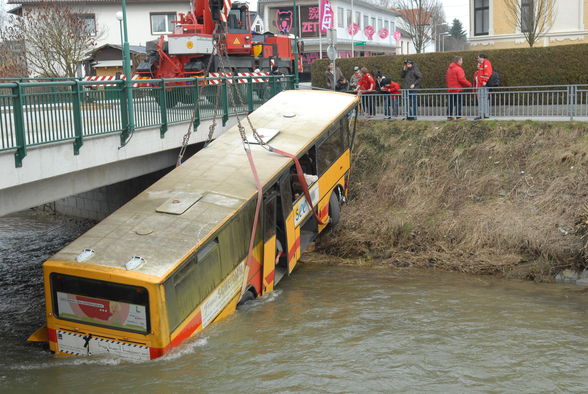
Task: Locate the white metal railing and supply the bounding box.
[351,85,588,121]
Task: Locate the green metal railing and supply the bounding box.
[0,75,295,167]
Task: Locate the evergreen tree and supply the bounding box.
[449,18,466,39]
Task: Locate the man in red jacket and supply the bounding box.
[355,67,376,117]
[445,56,472,120]
[380,77,401,119]
[474,53,493,119]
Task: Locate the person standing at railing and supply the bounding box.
[325,62,348,91]
[379,76,401,119]
[474,54,493,120]
[355,67,376,117]
[349,66,361,91]
[446,56,472,120]
[401,59,422,121]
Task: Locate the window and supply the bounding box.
[384,20,389,31]
[474,0,489,36]
[317,121,346,175]
[363,15,369,29]
[378,18,383,30]
[337,7,344,28]
[51,274,150,334]
[355,11,361,25]
[346,9,352,27]
[151,12,176,34]
[78,14,96,35]
[521,0,533,32]
[371,17,376,28]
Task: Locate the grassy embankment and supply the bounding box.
[314,120,588,281]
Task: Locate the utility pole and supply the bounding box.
[293,0,300,87]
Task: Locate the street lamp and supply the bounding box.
[440,32,449,52]
[116,1,134,137]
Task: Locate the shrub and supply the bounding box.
[311,44,588,89]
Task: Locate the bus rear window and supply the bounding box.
[51,274,150,334]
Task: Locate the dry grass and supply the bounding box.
[316,120,588,281]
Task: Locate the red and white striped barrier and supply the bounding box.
[83,74,146,87]
[237,72,270,83]
[83,72,272,87]
[208,72,233,85]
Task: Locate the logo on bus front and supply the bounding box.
[294,184,320,227]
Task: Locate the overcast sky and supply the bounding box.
[442,0,470,34]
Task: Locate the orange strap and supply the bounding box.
[269,146,324,225]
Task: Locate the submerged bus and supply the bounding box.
[29,90,359,360]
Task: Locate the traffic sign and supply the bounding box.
[327,45,337,61]
[354,41,366,46]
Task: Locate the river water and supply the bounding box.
[1,212,587,393]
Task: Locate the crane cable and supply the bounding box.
[176,25,226,167]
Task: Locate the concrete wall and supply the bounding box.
[54,167,171,220]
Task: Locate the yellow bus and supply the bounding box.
[29,90,359,360]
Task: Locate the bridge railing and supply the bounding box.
[354,84,588,120]
[0,75,294,167]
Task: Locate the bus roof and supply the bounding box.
[49,90,358,279]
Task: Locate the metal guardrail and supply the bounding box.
[354,85,588,121]
[0,75,294,167]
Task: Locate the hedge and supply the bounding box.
[311,43,588,89]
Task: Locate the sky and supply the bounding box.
[442,0,470,34]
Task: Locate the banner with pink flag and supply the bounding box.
[320,0,334,33]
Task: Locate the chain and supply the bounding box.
[176,25,224,166]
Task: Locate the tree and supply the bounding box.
[504,0,555,47]
[449,18,466,39]
[393,0,445,53]
[0,2,101,77]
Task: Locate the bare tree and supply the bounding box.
[393,0,444,53]
[0,2,101,77]
[505,0,555,47]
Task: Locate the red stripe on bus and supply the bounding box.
[264,269,274,286]
[320,204,329,220]
[170,310,203,348]
[48,328,57,343]
[288,236,301,261]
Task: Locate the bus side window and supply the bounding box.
[317,122,345,175]
[279,173,293,217]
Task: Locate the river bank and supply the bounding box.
[315,120,588,282]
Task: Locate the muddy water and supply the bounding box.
[1,213,587,393]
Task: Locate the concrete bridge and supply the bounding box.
[0,76,293,217]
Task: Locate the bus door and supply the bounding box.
[277,173,293,279]
[262,191,278,294]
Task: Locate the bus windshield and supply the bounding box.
[51,274,150,334]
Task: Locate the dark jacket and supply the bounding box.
[401,64,423,89]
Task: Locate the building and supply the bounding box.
[469,0,588,49]
[250,11,265,33]
[83,44,147,76]
[7,0,188,53]
[257,0,402,68]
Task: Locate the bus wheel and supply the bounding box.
[237,289,255,308]
[328,191,340,227]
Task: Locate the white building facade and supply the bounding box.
[257,0,402,67]
[8,0,189,48]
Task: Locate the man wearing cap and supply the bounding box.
[349,66,361,91]
[401,59,422,120]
